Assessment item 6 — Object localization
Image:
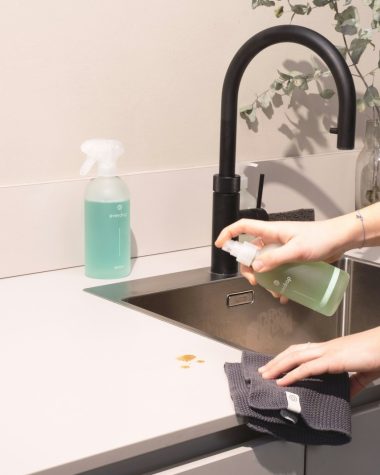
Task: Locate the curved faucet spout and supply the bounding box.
[211,25,356,275]
[220,25,355,177]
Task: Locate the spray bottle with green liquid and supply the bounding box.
[222,240,350,317]
[80,139,131,279]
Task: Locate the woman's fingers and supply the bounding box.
[214,219,279,248]
[240,264,256,285]
[275,357,330,386]
[259,343,321,379]
[240,265,289,303]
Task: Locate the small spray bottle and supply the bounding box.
[222,240,349,317]
[80,139,131,279]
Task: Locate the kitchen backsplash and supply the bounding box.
[0,152,358,278]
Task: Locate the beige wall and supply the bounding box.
[0,0,375,185]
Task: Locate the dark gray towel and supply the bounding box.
[225,351,351,445]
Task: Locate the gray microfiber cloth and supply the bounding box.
[225,351,351,445]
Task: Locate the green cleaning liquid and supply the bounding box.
[84,200,130,279]
[80,140,131,279]
[255,261,349,316]
[222,240,350,317]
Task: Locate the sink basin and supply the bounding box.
[84,256,380,355]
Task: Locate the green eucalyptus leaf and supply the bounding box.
[350,38,370,64]
[364,86,380,107]
[335,6,359,35]
[293,75,308,88]
[337,5,359,22]
[247,108,257,123]
[239,104,257,123]
[289,70,303,77]
[356,98,366,112]
[239,104,253,114]
[258,92,272,109]
[290,3,311,14]
[320,89,335,99]
[336,19,358,35]
[283,80,295,95]
[252,0,275,8]
[313,0,330,6]
[299,78,309,90]
[274,5,284,17]
[271,79,284,91]
[278,70,292,80]
[336,45,348,59]
[378,51,380,68]
[359,28,373,40]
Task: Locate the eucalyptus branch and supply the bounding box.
[240,66,333,125]
[247,0,380,124]
[331,0,380,119]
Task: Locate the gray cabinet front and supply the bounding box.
[306,400,380,475]
[155,439,304,475]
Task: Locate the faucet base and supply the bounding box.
[211,190,239,275]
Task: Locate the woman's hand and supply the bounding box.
[215,217,356,289]
[258,327,380,397]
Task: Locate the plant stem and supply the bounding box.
[331,0,380,120]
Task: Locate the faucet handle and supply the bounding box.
[329,127,338,134]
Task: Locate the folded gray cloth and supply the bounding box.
[225,351,351,445]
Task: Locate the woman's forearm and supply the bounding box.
[329,202,380,252]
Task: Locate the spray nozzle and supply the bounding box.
[222,240,259,267]
[80,139,125,177]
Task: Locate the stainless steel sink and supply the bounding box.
[84,256,380,355]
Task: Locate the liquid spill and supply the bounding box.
[176,354,206,369]
[177,354,196,362]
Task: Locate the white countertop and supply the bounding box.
[3,246,380,475]
[1,247,243,475]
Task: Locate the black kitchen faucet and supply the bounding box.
[211,25,356,276]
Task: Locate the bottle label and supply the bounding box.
[285,391,301,414]
[273,276,292,294]
[85,200,131,277]
[108,203,129,219]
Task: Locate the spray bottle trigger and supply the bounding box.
[80,157,96,176]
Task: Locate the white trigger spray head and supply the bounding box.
[80,139,125,177]
[222,240,259,267]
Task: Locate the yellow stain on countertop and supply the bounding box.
[176,354,206,368]
[177,354,196,362]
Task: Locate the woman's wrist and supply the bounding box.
[358,202,380,247]
[331,203,380,251]
[327,211,366,252]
